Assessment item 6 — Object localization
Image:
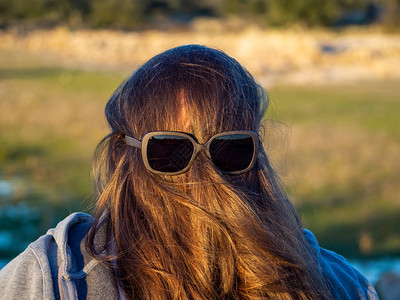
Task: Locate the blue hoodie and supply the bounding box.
[0,212,378,299]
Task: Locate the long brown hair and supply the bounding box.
[87,45,331,299]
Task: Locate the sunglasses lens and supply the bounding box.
[147,135,194,173]
[210,134,255,172]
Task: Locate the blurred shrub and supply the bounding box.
[0,0,71,25]
[89,0,143,29]
[381,0,400,28]
[266,0,340,26]
[0,0,399,30]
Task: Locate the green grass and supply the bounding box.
[0,50,399,260]
[268,83,400,138]
[267,84,400,257]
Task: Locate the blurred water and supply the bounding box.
[351,258,400,285]
[0,231,13,248]
[0,179,41,268]
[0,260,8,269]
[0,181,13,196]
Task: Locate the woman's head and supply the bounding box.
[89,45,330,299]
[106,45,265,178]
[106,44,265,143]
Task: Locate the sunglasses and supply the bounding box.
[124,131,259,175]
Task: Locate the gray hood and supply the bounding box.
[0,212,120,300]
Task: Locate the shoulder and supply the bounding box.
[303,229,379,299]
[0,212,118,300]
[0,229,59,299]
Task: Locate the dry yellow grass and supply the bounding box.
[279,125,400,204]
[1,23,400,87]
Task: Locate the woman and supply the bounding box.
[0,45,377,299]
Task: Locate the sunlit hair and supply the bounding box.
[87,45,331,299]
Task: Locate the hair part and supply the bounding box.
[87,45,331,299]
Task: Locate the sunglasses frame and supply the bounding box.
[124,131,259,175]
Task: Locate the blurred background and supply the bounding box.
[0,0,400,297]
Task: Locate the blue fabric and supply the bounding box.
[303,229,378,299]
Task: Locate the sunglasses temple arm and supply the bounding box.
[124,135,142,149]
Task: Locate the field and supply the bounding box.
[0,27,399,262]
[268,83,400,257]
